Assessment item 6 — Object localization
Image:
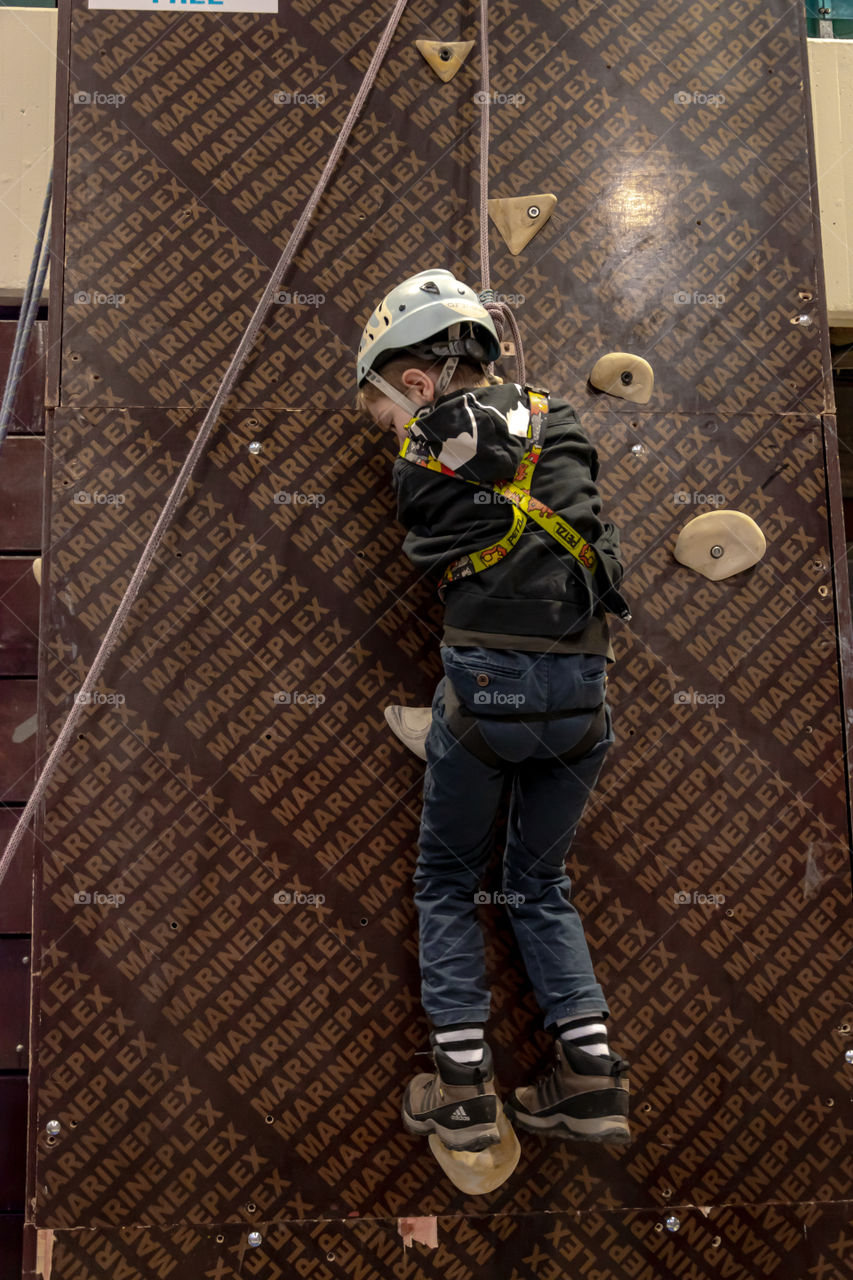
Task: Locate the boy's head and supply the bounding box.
[356,269,502,439]
[356,354,500,439]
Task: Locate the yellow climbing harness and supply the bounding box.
[398,388,598,599]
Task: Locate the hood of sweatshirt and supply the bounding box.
[404,382,537,484]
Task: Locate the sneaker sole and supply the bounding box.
[505,1103,631,1145]
[401,1086,502,1152]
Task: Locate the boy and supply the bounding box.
[356,269,632,1151]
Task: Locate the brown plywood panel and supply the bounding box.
[0,939,30,1067]
[27,1204,853,1277]
[0,1075,28,1212]
[0,320,47,435]
[29,0,853,1276]
[0,808,34,932]
[0,680,37,801]
[0,557,41,676]
[0,1216,24,1280]
[0,438,44,550]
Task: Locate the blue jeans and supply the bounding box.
[413,645,614,1031]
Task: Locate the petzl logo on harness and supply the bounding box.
[398,387,599,596]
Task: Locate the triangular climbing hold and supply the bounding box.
[488,194,557,255]
[415,40,475,83]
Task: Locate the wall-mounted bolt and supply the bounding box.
[247,1231,262,1247]
[527,205,540,218]
[665,1215,681,1232]
[710,545,724,558]
[46,1120,61,1137]
[248,442,262,455]
[631,443,644,455]
[845,1049,853,1064]
[620,371,633,384]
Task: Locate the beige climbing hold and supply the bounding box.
[590,353,654,405]
[428,1103,520,1194]
[673,510,766,581]
[415,39,475,83]
[32,557,42,586]
[488,194,557,255]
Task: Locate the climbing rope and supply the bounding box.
[0,0,410,889]
[476,0,526,385]
[0,169,52,451]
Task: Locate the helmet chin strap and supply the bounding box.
[364,369,421,418]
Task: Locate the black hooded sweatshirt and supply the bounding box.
[390,382,631,661]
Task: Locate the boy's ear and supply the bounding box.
[401,367,436,400]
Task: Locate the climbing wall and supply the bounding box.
[27,0,853,1276]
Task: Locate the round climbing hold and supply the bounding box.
[674,511,765,581]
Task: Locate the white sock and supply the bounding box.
[433,1025,485,1065]
[555,1015,610,1058]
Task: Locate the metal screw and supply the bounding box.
[248,442,262,455]
[247,1231,262,1247]
[439,47,452,60]
[15,1044,24,1054]
[46,1120,61,1137]
[666,1215,681,1232]
[845,1049,853,1064]
[620,371,633,384]
[527,205,540,218]
[710,545,724,558]
[631,443,643,455]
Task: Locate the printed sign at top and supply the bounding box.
[87,0,278,11]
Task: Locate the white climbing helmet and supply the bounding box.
[356,268,501,416]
